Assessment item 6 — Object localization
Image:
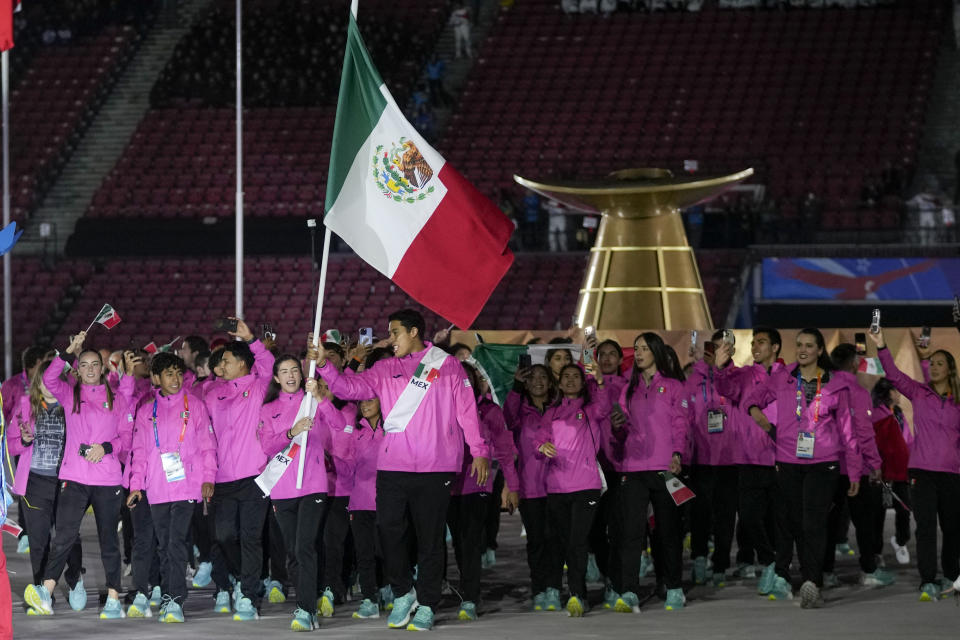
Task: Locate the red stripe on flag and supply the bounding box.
[391,164,514,329]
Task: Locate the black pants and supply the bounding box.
[447,492,489,603]
[191,501,212,563]
[22,473,82,587]
[588,469,621,585]
[261,506,289,585]
[194,500,232,591]
[121,498,134,565]
[690,464,739,574]
[874,481,912,549]
[45,481,123,592]
[519,497,559,595]
[273,493,328,612]
[483,472,505,551]
[823,475,882,574]
[909,469,960,584]
[737,464,779,567]
[130,492,161,596]
[376,471,454,610]
[151,500,195,602]
[619,471,683,592]
[323,495,351,600]
[350,510,382,601]
[547,489,601,599]
[775,462,839,586]
[213,476,269,604]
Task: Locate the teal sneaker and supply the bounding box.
[149,585,162,607]
[566,595,586,617]
[602,586,619,610]
[265,579,286,604]
[543,587,563,611]
[353,598,380,619]
[692,556,710,585]
[481,548,496,569]
[919,582,940,601]
[17,535,29,554]
[233,596,259,621]
[614,591,640,614]
[664,588,685,611]
[290,607,317,631]
[835,543,854,557]
[585,553,601,583]
[713,570,726,588]
[458,600,478,621]
[160,600,184,623]
[767,575,793,600]
[407,604,434,631]
[639,551,653,578]
[861,568,895,588]
[533,591,547,611]
[127,592,152,618]
[232,581,242,607]
[193,562,213,588]
[387,588,418,628]
[24,584,53,615]
[380,585,394,610]
[757,563,777,595]
[214,590,231,613]
[100,596,126,619]
[68,577,87,611]
[822,572,840,589]
[319,587,335,617]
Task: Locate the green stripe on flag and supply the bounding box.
[471,344,528,407]
[325,14,389,213]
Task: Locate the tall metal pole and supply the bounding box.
[3,50,12,379]
[234,0,244,319]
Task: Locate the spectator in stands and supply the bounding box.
[425,54,450,108]
[562,0,579,13]
[450,2,473,59]
[800,193,822,243]
[544,199,568,252]
[25,331,131,619]
[871,327,960,600]
[521,191,542,250]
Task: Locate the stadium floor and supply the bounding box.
[4,507,957,639]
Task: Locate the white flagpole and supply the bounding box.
[296,226,332,488]
[2,49,11,380]
[234,0,244,320]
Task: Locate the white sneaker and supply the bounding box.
[890,536,910,565]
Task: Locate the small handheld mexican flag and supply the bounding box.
[857,357,884,376]
[87,304,122,332]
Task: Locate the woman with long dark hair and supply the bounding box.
[745,328,861,609]
[258,353,337,631]
[24,330,131,619]
[871,328,960,599]
[506,363,562,612]
[611,332,689,613]
[535,362,609,617]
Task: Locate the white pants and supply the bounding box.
[454,24,472,58]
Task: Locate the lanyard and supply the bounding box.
[795,373,822,423]
[153,394,190,450]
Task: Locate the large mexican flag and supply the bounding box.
[324,2,514,330]
[470,343,583,406]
